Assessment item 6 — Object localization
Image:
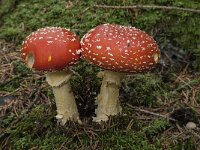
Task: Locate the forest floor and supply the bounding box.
[0,0,200,149]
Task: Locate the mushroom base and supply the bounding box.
[46,71,80,125]
[93,70,123,122]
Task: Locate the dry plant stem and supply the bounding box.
[46,71,80,125]
[93,70,123,122]
[94,5,200,13]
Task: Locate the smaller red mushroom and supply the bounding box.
[81,24,160,122]
[21,27,81,125]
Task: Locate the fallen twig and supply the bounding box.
[126,103,176,121]
[94,5,200,13]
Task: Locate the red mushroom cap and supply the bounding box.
[81,24,160,73]
[21,27,81,71]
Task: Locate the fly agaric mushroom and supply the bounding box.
[81,24,160,122]
[21,27,81,125]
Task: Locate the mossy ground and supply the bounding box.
[0,0,200,149]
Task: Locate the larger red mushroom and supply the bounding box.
[21,27,81,125]
[81,24,160,122]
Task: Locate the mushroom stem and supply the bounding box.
[93,70,123,122]
[46,70,80,125]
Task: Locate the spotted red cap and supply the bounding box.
[21,27,81,71]
[81,24,160,73]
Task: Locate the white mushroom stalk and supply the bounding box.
[21,27,81,125]
[93,70,123,122]
[46,71,80,124]
[81,24,160,122]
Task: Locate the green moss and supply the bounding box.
[0,0,18,18]
[0,76,21,92]
[0,27,21,41]
[124,74,170,107]
[70,61,100,116]
[143,119,170,138]
[2,104,169,149]
[99,129,162,150]
[12,61,32,76]
[0,61,31,92]
[174,137,197,150]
